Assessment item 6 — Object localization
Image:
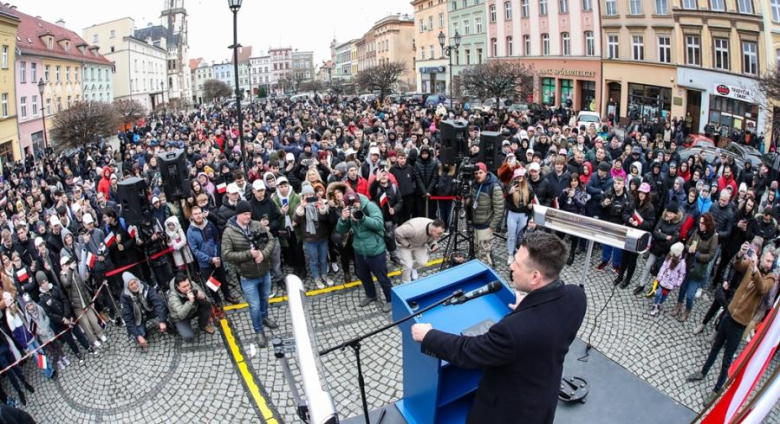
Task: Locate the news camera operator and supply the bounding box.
[222,200,277,348]
[137,216,173,291]
[467,163,504,267]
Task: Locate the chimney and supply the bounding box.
[55,19,66,27]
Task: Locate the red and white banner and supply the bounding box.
[104,232,116,248]
[552,197,559,209]
[206,276,222,292]
[702,298,780,423]
[379,192,388,208]
[16,268,28,282]
[632,211,644,225]
[217,183,227,194]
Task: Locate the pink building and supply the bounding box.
[15,57,44,157]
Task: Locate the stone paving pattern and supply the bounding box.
[5,235,780,423]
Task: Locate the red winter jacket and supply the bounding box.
[97,167,112,197]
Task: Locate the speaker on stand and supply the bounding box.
[439,119,469,166]
[158,149,190,201]
[117,177,151,226]
[479,131,504,174]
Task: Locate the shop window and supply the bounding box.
[542,78,556,105]
[581,81,596,111]
[560,79,573,105]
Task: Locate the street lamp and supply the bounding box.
[439,30,460,109]
[37,78,49,150]
[228,0,248,174]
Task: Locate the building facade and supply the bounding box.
[212,61,233,89]
[292,50,314,82]
[673,0,767,138]
[0,6,18,166]
[357,31,377,73]
[448,0,487,96]
[249,53,271,96]
[373,14,416,89]
[189,57,204,103]
[83,18,167,111]
[82,47,115,103]
[334,40,354,79]
[413,0,449,93]
[269,47,292,92]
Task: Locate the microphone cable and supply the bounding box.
[578,274,620,363]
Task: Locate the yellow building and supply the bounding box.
[0,7,19,166]
[40,56,84,126]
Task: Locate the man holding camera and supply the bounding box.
[337,192,393,312]
[222,200,278,347]
[249,179,284,294]
[469,163,504,267]
[166,273,215,342]
[395,218,445,283]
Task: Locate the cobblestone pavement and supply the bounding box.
[7,235,780,423]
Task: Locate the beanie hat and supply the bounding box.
[666,201,680,213]
[301,185,315,195]
[36,271,48,285]
[598,162,610,172]
[670,242,684,258]
[346,162,358,172]
[475,162,488,173]
[236,200,252,215]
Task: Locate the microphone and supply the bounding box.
[445,281,503,306]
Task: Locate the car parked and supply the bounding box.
[678,147,748,171]
[682,134,715,149]
[575,111,601,129]
[424,93,448,107]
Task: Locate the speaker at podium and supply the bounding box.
[391,260,513,424]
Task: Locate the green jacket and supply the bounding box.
[221,217,276,279]
[166,279,209,323]
[336,194,386,257]
[472,173,505,231]
[272,191,302,247]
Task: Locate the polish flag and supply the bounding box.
[16,268,28,282]
[552,197,559,209]
[128,225,138,239]
[379,192,388,208]
[532,194,540,205]
[217,183,227,194]
[104,232,116,248]
[206,276,222,292]
[632,210,644,225]
[37,354,48,369]
[86,252,96,269]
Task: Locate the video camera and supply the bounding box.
[249,228,270,250]
[453,158,476,199]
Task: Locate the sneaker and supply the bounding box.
[382,301,392,313]
[62,356,70,366]
[77,354,85,366]
[263,318,279,329]
[322,276,335,287]
[93,340,102,349]
[695,288,702,299]
[411,269,419,280]
[612,265,620,274]
[100,334,108,343]
[693,323,705,335]
[359,296,377,307]
[687,371,705,382]
[203,325,216,334]
[633,285,645,295]
[650,305,659,316]
[314,279,325,289]
[88,347,99,357]
[331,262,340,273]
[57,360,66,370]
[257,332,267,348]
[596,262,609,271]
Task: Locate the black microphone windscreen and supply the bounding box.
[487,281,503,293]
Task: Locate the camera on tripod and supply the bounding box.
[452,158,475,198]
[249,229,270,250]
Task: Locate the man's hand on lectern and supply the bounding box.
[509,290,527,310]
[412,323,433,342]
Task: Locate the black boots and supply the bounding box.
[566,251,575,266]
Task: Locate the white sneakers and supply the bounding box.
[411,269,419,280]
[100,334,108,343]
[695,288,702,299]
[322,276,335,287]
[314,279,325,289]
[331,262,339,273]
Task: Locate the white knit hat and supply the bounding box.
[670,242,684,258]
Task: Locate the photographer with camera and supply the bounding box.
[336,191,393,312]
[249,179,284,293]
[222,200,277,348]
[468,162,504,267]
[294,185,334,289]
[166,273,215,342]
[596,175,632,273]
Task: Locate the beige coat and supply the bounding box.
[395,218,439,250]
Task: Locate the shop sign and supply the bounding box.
[420,66,445,74]
[713,84,754,102]
[537,69,596,78]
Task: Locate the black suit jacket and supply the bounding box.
[421,281,586,424]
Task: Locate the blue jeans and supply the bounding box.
[601,245,622,267]
[304,239,329,280]
[240,273,271,333]
[355,251,392,302]
[653,287,671,306]
[677,275,705,310]
[506,211,529,256]
[28,340,55,379]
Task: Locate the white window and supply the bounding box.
[429,16,434,31]
[20,97,26,119]
[489,4,497,21]
[463,19,470,35]
[559,0,568,13]
[20,61,25,83]
[605,0,617,15]
[632,35,644,60]
[658,36,671,63]
[540,0,548,15]
[465,48,471,64]
[522,0,530,17]
[629,0,642,14]
[542,34,550,55]
[585,31,595,56]
[430,45,434,59]
[1,93,7,118]
[582,0,592,10]
[491,37,498,56]
[419,19,425,32]
[44,65,50,82]
[1,45,6,69]
[737,0,752,14]
[475,17,482,33]
[683,0,697,9]
[46,98,51,114]
[507,36,514,55]
[422,48,426,60]
[463,0,468,7]
[55,66,60,82]
[31,95,38,116]
[709,0,724,11]
[773,0,780,22]
[656,0,669,14]
[110,30,116,38]
[92,34,98,43]
[440,13,445,27]
[524,35,531,54]
[607,35,619,59]
[562,32,570,55]
[686,35,701,66]
[743,41,757,75]
[66,66,70,82]
[505,1,513,19]
[714,38,729,70]
[31,63,36,81]
[453,22,459,36]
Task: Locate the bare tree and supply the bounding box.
[277,75,293,94]
[113,99,146,128]
[355,62,406,102]
[757,70,780,142]
[302,79,324,96]
[203,79,233,103]
[50,101,119,153]
[291,71,307,94]
[461,61,535,109]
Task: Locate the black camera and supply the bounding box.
[306,196,318,203]
[351,206,365,220]
[249,228,270,250]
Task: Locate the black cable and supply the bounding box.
[578,275,620,362]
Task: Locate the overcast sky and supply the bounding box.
[20,0,413,65]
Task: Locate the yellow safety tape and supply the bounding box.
[223,258,444,311]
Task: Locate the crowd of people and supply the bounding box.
[0,92,775,412]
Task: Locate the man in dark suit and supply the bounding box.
[411,231,587,424]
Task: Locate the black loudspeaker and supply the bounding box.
[439,119,469,166]
[117,177,150,226]
[158,149,190,201]
[480,131,504,174]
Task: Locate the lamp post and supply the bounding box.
[228,0,248,174]
[438,30,460,110]
[37,78,49,150]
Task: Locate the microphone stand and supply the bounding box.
[319,289,465,424]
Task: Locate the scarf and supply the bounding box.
[304,204,318,235]
[124,281,153,327]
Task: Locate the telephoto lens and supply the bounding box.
[352,207,365,220]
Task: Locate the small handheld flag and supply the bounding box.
[86,252,96,269]
[128,225,138,239]
[379,192,388,208]
[532,194,540,205]
[206,276,222,292]
[217,183,227,194]
[632,210,644,225]
[104,232,116,248]
[552,197,559,209]
[37,354,48,370]
[16,268,28,282]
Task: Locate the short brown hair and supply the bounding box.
[520,231,568,281]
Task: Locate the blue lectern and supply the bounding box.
[391,260,514,424]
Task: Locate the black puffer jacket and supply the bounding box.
[390,163,416,197]
[414,155,439,196]
[709,201,735,241]
[650,209,683,256]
